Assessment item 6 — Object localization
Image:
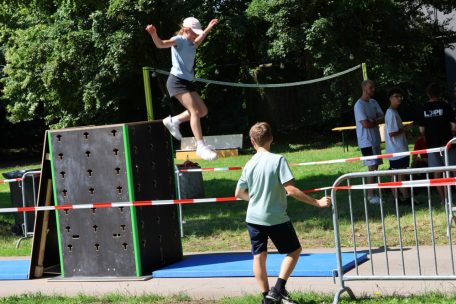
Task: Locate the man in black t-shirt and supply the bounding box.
[419,83,456,204]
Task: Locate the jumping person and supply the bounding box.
[235,122,331,304]
[146,17,218,161]
[354,80,384,204]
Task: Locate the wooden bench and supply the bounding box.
[176,134,243,160]
[332,121,413,152]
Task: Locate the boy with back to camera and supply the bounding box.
[235,122,331,304]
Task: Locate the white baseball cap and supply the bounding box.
[182,17,204,35]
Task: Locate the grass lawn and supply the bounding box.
[1,292,456,303]
[0,142,450,256]
[180,142,449,252]
[0,143,454,303]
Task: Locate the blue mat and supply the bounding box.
[0,259,30,280]
[152,252,368,278]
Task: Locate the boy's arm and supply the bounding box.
[145,24,176,48]
[283,180,331,208]
[389,128,404,137]
[235,186,249,201]
[194,19,218,48]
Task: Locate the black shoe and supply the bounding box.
[266,287,297,304]
[262,298,276,304]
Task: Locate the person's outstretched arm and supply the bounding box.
[194,19,218,48]
[145,24,176,48]
[283,180,331,208]
[235,186,249,201]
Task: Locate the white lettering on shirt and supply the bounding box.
[424,109,444,118]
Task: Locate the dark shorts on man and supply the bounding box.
[389,156,410,170]
[428,148,456,167]
[166,74,196,97]
[246,221,301,255]
[360,146,383,166]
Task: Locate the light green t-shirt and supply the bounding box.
[237,151,294,226]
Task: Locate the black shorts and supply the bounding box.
[360,146,383,166]
[389,156,410,169]
[246,221,301,255]
[166,74,196,97]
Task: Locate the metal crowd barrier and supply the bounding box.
[16,170,41,248]
[444,138,456,229]
[332,165,456,304]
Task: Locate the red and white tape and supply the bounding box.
[335,177,456,191]
[0,197,241,214]
[0,177,454,214]
[0,147,444,184]
[0,178,22,184]
[178,166,243,173]
[175,147,443,173]
[0,172,41,184]
[291,148,441,167]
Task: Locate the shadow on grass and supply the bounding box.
[180,174,440,238]
[0,192,13,208]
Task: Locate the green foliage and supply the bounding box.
[236,0,455,133]
[0,0,455,136]
[0,1,185,128]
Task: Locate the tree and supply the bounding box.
[245,0,455,130]
[0,1,187,128]
[1,0,455,138]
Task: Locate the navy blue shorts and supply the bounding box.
[166,74,196,97]
[246,221,301,255]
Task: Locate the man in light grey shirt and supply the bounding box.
[354,80,384,204]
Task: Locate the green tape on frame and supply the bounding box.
[47,132,65,277]
[122,125,142,276]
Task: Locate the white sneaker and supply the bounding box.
[368,195,380,204]
[163,116,182,140]
[196,145,218,161]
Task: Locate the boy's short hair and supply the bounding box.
[249,122,272,147]
[426,83,441,98]
[387,87,404,99]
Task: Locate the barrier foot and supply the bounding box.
[15,233,33,249]
[333,287,355,304]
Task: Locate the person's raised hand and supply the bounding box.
[145,24,156,34]
[207,19,218,30]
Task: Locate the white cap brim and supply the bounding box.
[191,28,204,35]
